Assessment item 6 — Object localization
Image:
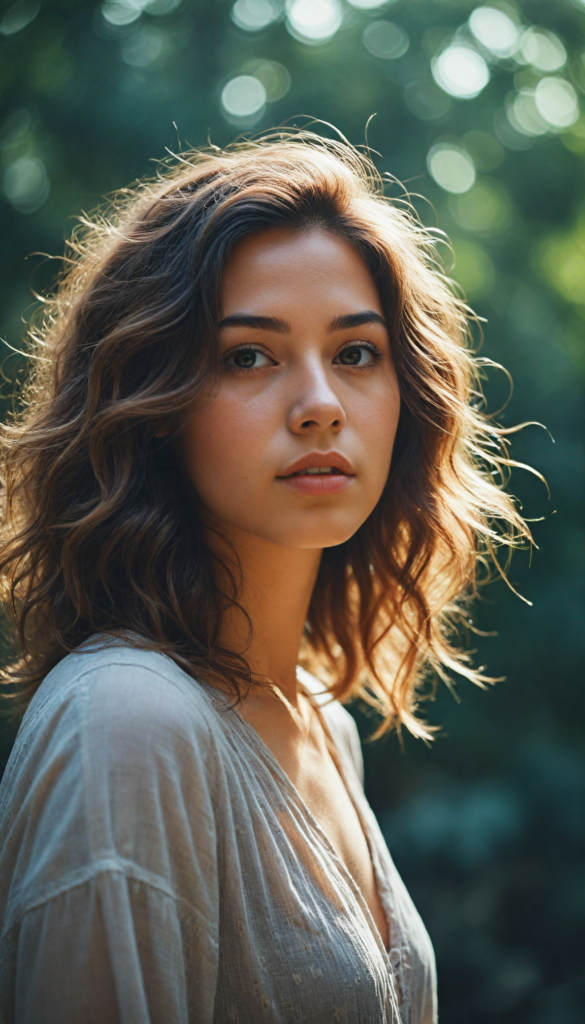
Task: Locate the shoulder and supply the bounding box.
[297,666,364,787]
[1,641,225,840]
[0,641,223,928]
[0,642,224,951]
[21,639,219,757]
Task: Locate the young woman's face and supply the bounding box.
[181,228,401,550]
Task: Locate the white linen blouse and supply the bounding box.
[0,641,437,1024]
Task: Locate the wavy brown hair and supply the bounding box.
[0,130,532,738]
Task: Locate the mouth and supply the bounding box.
[277,452,355,479]
[287,466,346,477]
[276,453,355,495]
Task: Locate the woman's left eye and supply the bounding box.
[335,344,378,367]
[228,348,272,370]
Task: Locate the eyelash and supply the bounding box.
[225,341,383,373]
[336,341,383,367]
[225,345,275,373]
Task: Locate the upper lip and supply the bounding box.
[278,452,355,477]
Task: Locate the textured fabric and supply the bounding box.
[0,641,437,1024]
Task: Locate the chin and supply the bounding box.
[269,520,364,551]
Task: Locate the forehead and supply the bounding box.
[220,228,382,316]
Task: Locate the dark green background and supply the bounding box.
[1,0,584,1020]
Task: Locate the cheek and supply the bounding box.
[354,379,401,478]
[180,390,274,500]
[182,401,236,491]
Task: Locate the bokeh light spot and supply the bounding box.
[347,0,393,9]
[518,28,566,73]
[244,60,291,101]
[538,216,585,306]
[3,156,50,214]
[363,21,408,60]
[221,75,267,119]
[145,0,182,14]
[0,0,39,36]
[469,7,519,59]
[427,144,476,193]
[452,238,496,300]
[561,116,585,154]
[535,77,579,129]
[121,26,165,66]
[231,0,281,32]
[507,88,549,137]
[450,179,514,235]
[286,0,342,43]
[102,0,144,26]
[0,109,32,149]
[432,45,489,100]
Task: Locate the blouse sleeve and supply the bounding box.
[0,655,221,1024]
[11,869,213,1024]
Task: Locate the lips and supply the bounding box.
[290,467,342,476]
[276,452,355,495]
[277,452,354,479]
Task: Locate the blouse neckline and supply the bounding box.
[198,673,392,960]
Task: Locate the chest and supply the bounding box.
[294,736,390,949]
[213,745,398,1024]
[236,699,390,950]
[210,699,435,1024]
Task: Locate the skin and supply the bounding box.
[180,228,401,950]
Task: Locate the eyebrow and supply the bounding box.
[328,311,387,332]
[218,310,386,333]
[217,314,290,333]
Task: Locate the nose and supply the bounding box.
[287,358,346,436]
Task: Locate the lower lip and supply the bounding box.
[277,473,354,495]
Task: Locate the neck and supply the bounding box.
[212,525,322,709]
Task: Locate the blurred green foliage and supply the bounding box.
[1,0,584,1020]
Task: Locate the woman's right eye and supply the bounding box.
[228,348,272,370]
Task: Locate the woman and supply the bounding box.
[0,132,529,1023]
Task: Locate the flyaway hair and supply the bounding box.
[0,129,533,738]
